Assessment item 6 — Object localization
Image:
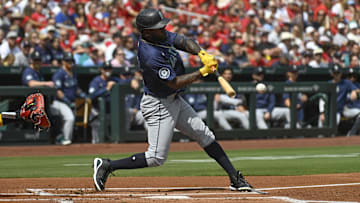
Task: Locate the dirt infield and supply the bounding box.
[1,136,360,202]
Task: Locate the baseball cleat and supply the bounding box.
[229,171,253,192]
[93,158,112,191]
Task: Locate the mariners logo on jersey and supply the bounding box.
[158,67,171,79]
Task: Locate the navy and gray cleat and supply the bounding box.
[93,158,113,191]
[229,171,253,192]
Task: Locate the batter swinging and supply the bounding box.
[93,8,253,192]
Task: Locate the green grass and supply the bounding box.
[1,146,359,178]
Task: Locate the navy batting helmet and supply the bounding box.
[136,8,170,32]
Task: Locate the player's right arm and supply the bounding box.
[27,80,54,87]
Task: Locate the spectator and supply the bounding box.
[278,32,293,54]
[30,2,47,28]
[74,3,87,29]
[105,32,123,62]
[48,38,64,66]
[0,29,5,46]
[34,33,52,65]
[272,53,292,69]
[256,31,281,65]
[14,40,31,67]
[309,48,328,68]
[0,31,21,66]
[111,47,131,68]
[51,52,87,145]
[333,23,348,47]
[300,50,313,67]
[55,2,73,25]
[123,36,136,65]
[349,54,360,68]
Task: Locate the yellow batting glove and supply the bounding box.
[198,50,217,66]
[199,63,218,77]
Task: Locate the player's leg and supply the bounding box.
[50,100,74,145]
[256,109,268,129]
[343,107,360,136]
[223,110,249,130]
[175,97,252,191]
[214,111,233,130]
[89,108,100,144]
[197,109,232,130]
[272,107,290,128]
[93,95,179,191]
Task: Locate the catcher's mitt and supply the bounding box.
[20,93,51,130]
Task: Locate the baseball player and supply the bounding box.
[22,51,55,88]
[88,61,119,144]
[252,67,290,129]
[51,52,87,145]
[319,65,360,136]
[184,93,233,130]
[113,69,147,130]
[282,65,307,128]
[93,8,253,192]
[215,68,249,130]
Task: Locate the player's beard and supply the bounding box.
[152,32,167,43]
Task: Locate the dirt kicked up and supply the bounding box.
[1,136,360,202]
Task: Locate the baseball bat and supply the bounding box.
[213,68,236,98]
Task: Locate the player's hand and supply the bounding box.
[320,113,325,123]
[45,81,55,88]
[264,112,271,121]
[131,79,140,90]
[199,63,218,77]
[106,81,116,91]
[198,50,217,67]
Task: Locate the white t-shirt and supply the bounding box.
[0,41,21,60]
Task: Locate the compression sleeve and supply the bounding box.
[174,34,201,55]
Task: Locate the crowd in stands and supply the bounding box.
[1,0,360,70]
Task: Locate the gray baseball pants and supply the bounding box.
[222,110,249,129]
[50,100,75,142]
[141,94,215,167]
[256,107,290,129]
[197,110,232,130]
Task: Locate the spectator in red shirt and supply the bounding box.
[86,3,107,33]
[124,0,145,25]
[31,2,47,29]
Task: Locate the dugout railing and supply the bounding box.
[107,82,337,143]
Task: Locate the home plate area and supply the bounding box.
[0,183,353,202]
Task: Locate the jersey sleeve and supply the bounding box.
[52,71,63,89]
[89,79,108,100]
[148,53,177,81]
[21,69,33,86]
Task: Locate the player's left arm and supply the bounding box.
[173,34,201,55]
